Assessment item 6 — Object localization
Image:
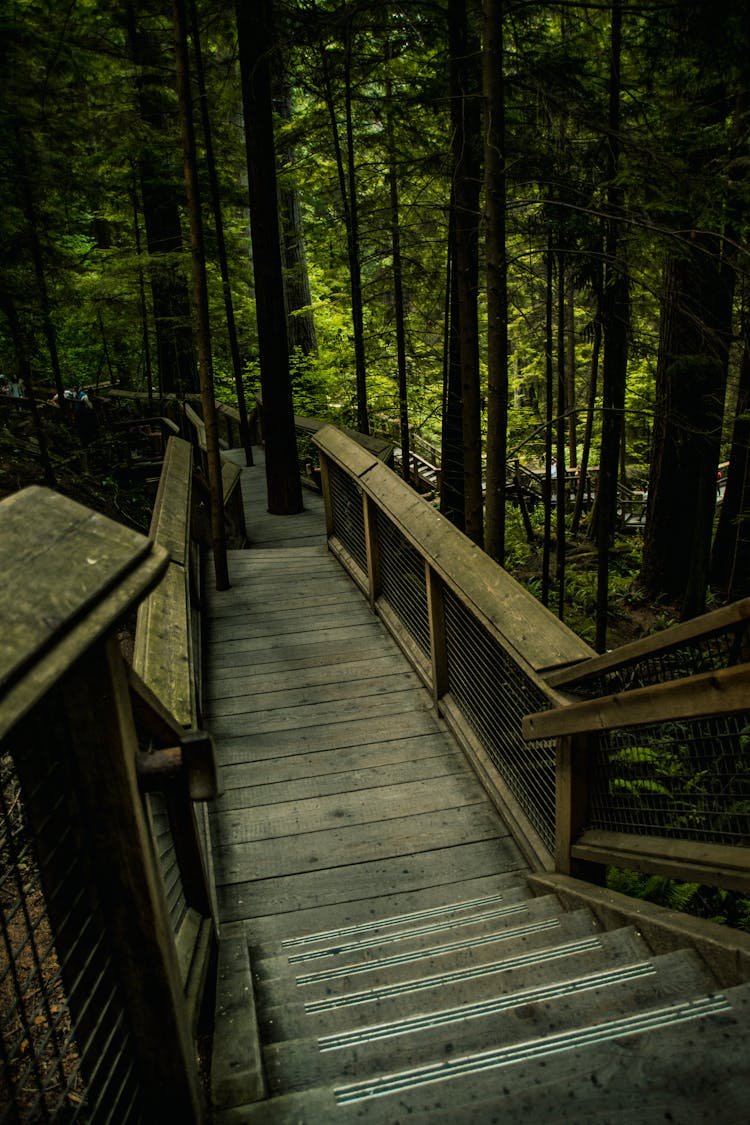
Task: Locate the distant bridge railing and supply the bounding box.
[0,442,221,1120]
[313,425,593,867]
[313,425,750,898]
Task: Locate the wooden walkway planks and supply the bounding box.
[205,450,527,946]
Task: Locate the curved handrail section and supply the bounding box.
[313,424,594,869]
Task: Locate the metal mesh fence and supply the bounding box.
[374,511,431,659]
[328,461,368,575]
[443,588,557,854]
[566,619,750,698]
[1,714,144,1124]
[588,712,750,846]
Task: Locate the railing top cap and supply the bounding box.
[0,486,168,738]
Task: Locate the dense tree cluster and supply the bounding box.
[1,0,749,646]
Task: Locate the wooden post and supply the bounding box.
[64,638,205,1120]
[318,452,334,538]
[426,563,449,701]
[555,733,602,882]
[363,493,381,607]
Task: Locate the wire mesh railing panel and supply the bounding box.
[588,712,750,846]
[566,619,750,698]
[443,588,557,854]
[375,511,431,658]
[327,460,368,575]
[1,727,144,1124]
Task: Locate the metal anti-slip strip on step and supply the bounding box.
[334,995,732,1104]
[304,935,603,1014]
[288,903,528,964]
[295,918,562,986]
[281,892,509,949]
[318,960,657,1050]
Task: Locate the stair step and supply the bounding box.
[253,895,587,988]
[262,948,715,1096]
[245,871,531,947]
[216,983,748,1125]
[259,925,650,1044]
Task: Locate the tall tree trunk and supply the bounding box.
[556,251,567,619]
[275,72,318,359]
[640,242,733,617]
[440,205,465,529]
[483,0,508,564]
[126,3,197,397]
[172,0,229,591]
[317,22,368,433]
[385,68,410,485]
[571,271,602,535]
[14,130,66,416]
[541,241,554,607]
[449,0,483,547]
[130,175,154,410]
[565,272,577,466]
[711,316,750,600]
[595,0,629,652]
[189,0,253,467]
[236,0,303,516]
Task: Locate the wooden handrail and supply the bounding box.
[524,663,750,739]
[544,596,750,686]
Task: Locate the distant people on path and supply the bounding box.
[0,375,24,397]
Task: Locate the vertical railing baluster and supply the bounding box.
[426,564,449,701]
[363,494,381,608]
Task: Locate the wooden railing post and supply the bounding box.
[65,638,206,1121]
[363,493,381,607]
[426,564,448,701]
[555,733,603,884]
[318,451,334,537]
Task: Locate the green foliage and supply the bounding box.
[607,867,750,934]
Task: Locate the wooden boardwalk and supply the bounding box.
[205,451,526,934]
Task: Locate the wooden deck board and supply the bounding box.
[204,447,527,992]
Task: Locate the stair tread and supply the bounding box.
[262,948,718,1095]
[218,983,750,1123]
[258,926,652,1044]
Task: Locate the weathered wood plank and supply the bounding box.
[215,750,472,810]
[209,605,372,644]
[209,686,430,737]
[211,622,384,659]
[213,772,485,844]
[210,709,448,766]
[208,671,420,718]
[206,654,403,700]
[213,804,509,884]
[134,562,195,727]
[572,831,750,893]
[208,638,397,680]
[216,838,524,920]
[217,733,459,791]
[148,437,192,565]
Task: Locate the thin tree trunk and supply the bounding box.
[711,316,750,599]
[188,0,253,467]
[0,295,55,487]
[565,272,577,466]
[449,0,483,547]
[172,0,229,590]
[556,251,567,619]
[130,175,154,410]
[440,204,465,528]
[385,68,410,485]
[571,280,602,534]
[596,0,628,652]
[317,22,368,433]
[236,0,303,516]
[483,0,508,564]
[542,241,554,607]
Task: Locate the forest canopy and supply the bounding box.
[1,0,749,649]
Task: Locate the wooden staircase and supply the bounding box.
[213,875,750,1122]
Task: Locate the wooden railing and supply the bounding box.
[525,602,750,892]
[313,425,750,898]
[313,425,594,868]
[0,448,222,1119]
